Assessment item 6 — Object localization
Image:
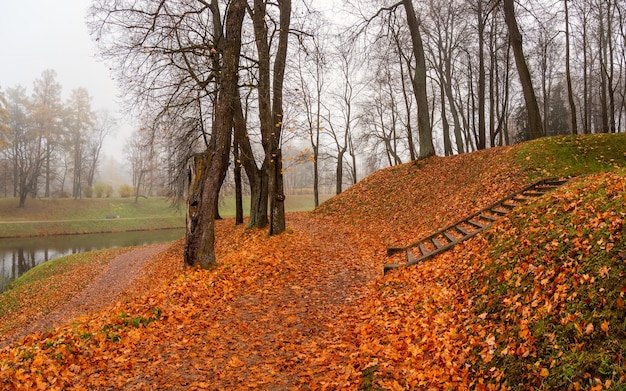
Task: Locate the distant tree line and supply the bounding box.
[0,70,114,207]
[87,0,626,267]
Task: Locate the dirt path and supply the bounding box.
[2,243,170,348]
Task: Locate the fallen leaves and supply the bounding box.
[0,248,127,346]
[0,140,625,389]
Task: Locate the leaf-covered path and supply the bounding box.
[111,215,383,390]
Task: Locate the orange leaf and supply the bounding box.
[601,321,609,336]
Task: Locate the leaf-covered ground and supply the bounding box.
[1,134,625,390]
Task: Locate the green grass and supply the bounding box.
[0,194,332,237]
[0,197,185,237]
[0,197,183,222]
[473,172,626,389]
[8,250,113,291]
[515,133,626,180]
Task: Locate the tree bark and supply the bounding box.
[503,0,544,140]
[477,1,487,149]
[233,140,243,225]
[564,0,578,135]
[251,0,291,236]
[184,0,245,268]
[402,0,435,159]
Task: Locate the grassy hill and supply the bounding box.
[0,134,625,390]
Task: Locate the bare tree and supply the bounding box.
[184,0,247,268]
[64,87,96,199]
[325,41,364,194]
[402,0,436,158]
[31,70,63,198]
[295,24,327,207]
[564,0,578,134]
[85,109,114,189]
[249,0,292,235]
[5,86,46,207]
[126,128,154,203]
[503,0,544,140]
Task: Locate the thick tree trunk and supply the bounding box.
[503,0,544,140]
[402,0,435,159]
[183,0,245,268]
[269,0,290,235]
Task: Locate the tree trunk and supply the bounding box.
[251,0,290,236]
[397,36,417,161]
[503,0,544,140]
[183,0,245,268]
[233,89,267,229]
[582,7,590,134]
[477,1,486,150]
[444,55,464,154]
[270,0,290,235]
[336,148,346,195]
[45,144,51,198]
[564,0,578,135]
[440,78,452,156]
[599,4,609,133]
[402,0,435,159]
[233,141,243,225]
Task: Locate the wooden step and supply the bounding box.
[467,219,487,229]
[479,214,497,222]
[432,238,445,249]
[455,225,472,236]
[490,208,509,216]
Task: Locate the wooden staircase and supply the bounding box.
[383,178,570,274]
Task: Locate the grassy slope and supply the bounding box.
[343,134,626,389]
[319,133,626,389]
[0,134,625,389]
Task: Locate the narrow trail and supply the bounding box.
[1,243,170,348]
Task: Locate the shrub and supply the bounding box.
[94,183,114,198]
[84,186,93,198]
[118,184,134,198]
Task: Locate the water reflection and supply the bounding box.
[0,229,185,292]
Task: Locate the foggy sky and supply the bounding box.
[0,0,129,159]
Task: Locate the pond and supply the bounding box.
[0,229,185,292]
